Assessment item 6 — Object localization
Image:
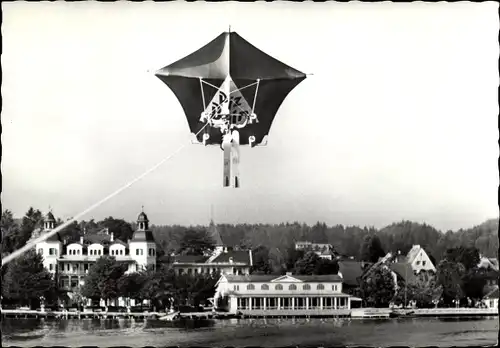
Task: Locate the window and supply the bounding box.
[247,284,255,290]
[49,264,54,271]
[303,284,311,290]
[416,261,420,265]
[77,249,80,255]
[233,285,240,291]
[49,248,55,255]
[289,284,297,290]
[98,250,101,255]
[317,284,325,290]
[136,249,143,256]
[120,249,123,255]
[332,285,338,291]
[422,261,426,266]
[261,284,269,290]
[275,284,283,290]
[38,248,43,255]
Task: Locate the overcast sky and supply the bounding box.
[2,2,498,232]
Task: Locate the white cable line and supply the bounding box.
[2,120,212,267]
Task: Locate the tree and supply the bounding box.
[461,268,489,302]
[436,259,466,305]
[59,221,82,244]
[81,256,127,306]
[360,266,395,308]
[1,209,21,254]
[293,252,339,275]
[250,245,272,274]
[284,247,305,272]
[360,235,386,263]
[393,271,443,308]
[178,229,215,256]
[170,271,220,307]
[2,250,57,308]
[316,258,340,275]
[99,217,135,242]
[443,246,480,271]
[118,272,145,303]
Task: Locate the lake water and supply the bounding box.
[2,317,498,347]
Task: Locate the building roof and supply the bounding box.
[388,262,416,283]
[406,245,421,264]
[110,239,128,247]
[478,257,499,271]
[45,212,56,222]
[489,258,499,270]
[130,230,155,242]
[208,220,224,246]
[223,274,342,283]
[32,228,62,243]
[484,286,499,299]
[84,233,111,244]
[174,255,210,263]
[211,250,251,264]
[137,211,149,222]
[338,261,365,287]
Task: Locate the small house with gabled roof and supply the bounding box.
[172,219,252,276]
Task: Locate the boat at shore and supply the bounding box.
[158,311,180,321]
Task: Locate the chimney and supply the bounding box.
[286,272,292,276]
[80,236,83,244]
[105,228,109,235]
[110,232,114,242]
[229,257,233,264]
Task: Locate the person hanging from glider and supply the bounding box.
[155,29,307,188]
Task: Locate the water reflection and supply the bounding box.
[2,317,498,347]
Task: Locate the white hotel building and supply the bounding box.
[214,273,361,316]
[33,210,157,295]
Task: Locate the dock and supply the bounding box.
[1,309,164,320]
[396,307,498,317]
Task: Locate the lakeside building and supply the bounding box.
[294,241,337,260]
[213,273,362,316]
[32,209,157,304]
[392,245,436,273]
[478,256,499,271]
[172,220,253,276]
[483,286,499,310]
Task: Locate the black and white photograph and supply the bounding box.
[1,1,498,347]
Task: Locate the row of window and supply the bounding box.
[177,267,244,276]
[236,296,348,310]
[50,262,154,273]
[415,261,427,266]
[38,247,156,257]
[39,248,59,256]
[233,284,340,291]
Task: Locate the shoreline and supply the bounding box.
[1,308,498,320]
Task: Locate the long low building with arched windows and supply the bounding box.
[213,273,361,317]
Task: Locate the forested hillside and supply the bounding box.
[2,208,498,265]
[150,219,499,263]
